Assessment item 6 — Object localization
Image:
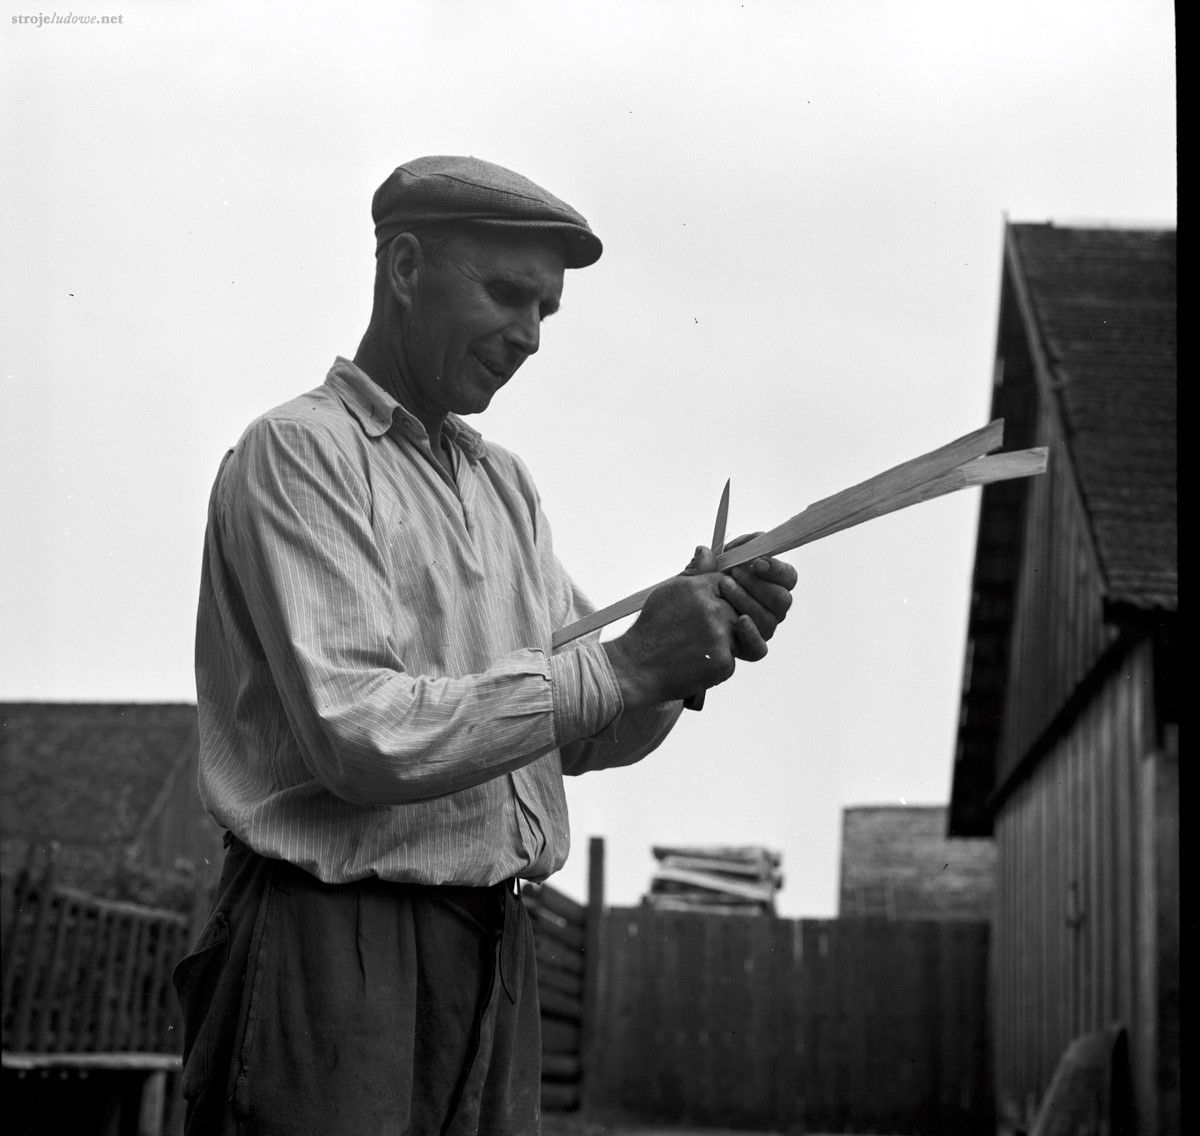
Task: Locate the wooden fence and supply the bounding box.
[588,908,993,1134]
[2,845,190,1136]
[2,847,189,1058]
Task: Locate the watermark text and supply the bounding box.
[12,12,125,26]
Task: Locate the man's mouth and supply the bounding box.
[472,351,508,381]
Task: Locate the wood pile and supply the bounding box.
[643,844,782,915]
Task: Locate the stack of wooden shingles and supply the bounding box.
[644,844,782,915]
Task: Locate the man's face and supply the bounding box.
[398,228,566,421]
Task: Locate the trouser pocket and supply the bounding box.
[172,910,231,1102]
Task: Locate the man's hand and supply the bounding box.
[702,533,798,661]
[602,536,799,710]
[601,565,739,710]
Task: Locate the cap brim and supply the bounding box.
[468,217,603,268]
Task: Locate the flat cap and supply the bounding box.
[372,155,602,268]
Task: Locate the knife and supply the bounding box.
[683,478,730,712]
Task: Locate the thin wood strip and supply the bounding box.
[555,443,1044,649]
[160,920,188,1049]
[94,912,125,1051]
[145,922,171,1051]
[540,1052,583,1082]
[34,895,72,1053]
[720,419,1002,560]
[524,884,586,927]
[552,422,1042,649]
[144,917,175,1051]
[779,448,1047,555]
[554,422,996,649]
[652,866,777,903]
[115,915,146,1050]
[528,910,586,953]
[541,1016,582,1055]
[168,920,189,1043]
[537,961,584,998]
[77,907,109,1052]
[538,984,583,1023]
[13,882,57,1051]
[1,1051,182,1071]
[128,917,154,1052]
[655,853,783,882]
[57,900,91,1053]
[535,937,584,977]
[50,886,189,925]
[1,843,40,1001]
[540,1080,582,1111]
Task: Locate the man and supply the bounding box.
[176,156,798,1135]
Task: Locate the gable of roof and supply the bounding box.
[0,702,198,891]
[1008,223,1176,611]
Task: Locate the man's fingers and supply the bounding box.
[731,566,794,622]
[718,573,778,640]
[745,555,799,590]
[683,545,720,575]
[732,614,769,662]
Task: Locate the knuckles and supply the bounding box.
[700,646,736,685]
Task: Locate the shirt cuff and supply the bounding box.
[548,639,623,747]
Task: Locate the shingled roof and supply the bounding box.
[0,702,199,895]
[1008,223,1176,611]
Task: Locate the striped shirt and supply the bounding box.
[195,357,681,886]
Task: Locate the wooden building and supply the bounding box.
[838,805,994,922]
[948,224,1176,1134]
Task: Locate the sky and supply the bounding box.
[0,0,1176,916]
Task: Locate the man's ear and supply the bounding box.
[384,234,422,312]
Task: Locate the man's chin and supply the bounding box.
[453,385,499,417]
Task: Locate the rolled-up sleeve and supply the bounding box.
[528,475,683,776]
[554,639,683,775]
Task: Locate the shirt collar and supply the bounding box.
[325,357,487,462]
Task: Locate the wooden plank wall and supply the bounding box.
[588,909,992,1134]
[998,396,1116,785]
[991,639,1157,1131]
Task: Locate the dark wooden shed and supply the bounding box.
[948,223,1176,1134]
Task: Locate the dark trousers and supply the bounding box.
[172,836,542,1136]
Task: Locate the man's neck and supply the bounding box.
[352,332,448,459]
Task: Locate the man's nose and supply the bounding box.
[506,308,540,356]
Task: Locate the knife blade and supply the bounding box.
[684,478,730,711]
